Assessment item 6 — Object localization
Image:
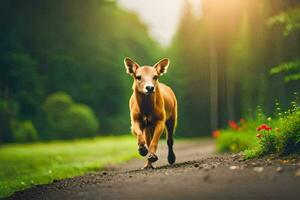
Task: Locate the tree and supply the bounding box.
[43,92,99,139]
[168,0,300,136]
[0,0,159,141]
[268,6,300,82]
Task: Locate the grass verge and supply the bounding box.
[215,104,300,159]
[0,135,138,198]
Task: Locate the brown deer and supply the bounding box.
[124,57,177,169]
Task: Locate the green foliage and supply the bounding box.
[243,147,264,159]
[267,6,300,36]
[43,92,73,117]
[270,60,300,82]
[168,0,300,134]
[270,60,300,74]
[268,6,300,83]
[257,130,278,155]
[12,120,38,142]
[277,111,300,154]
[60,104,99,138]
[216,130,256,153]
[43,92,99,139]
[216,98,300,159]
[0,100,14,142]
[0,0,159,142]
[0,53,42,119]
[0,136,138,198]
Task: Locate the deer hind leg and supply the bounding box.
[166,118,176,164]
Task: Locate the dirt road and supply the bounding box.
[7,139,300,200]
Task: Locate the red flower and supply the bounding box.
[256,133,262,138]
[228,120,239,130]
[261,124,268,129]
[240,118,246,123]
[256,124,272,131]
[212,130,221,138]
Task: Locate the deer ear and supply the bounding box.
[153,58,169,76]
[124,57,140,76]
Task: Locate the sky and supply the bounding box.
[117,0,202,47]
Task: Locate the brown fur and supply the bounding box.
[124,57,177,169]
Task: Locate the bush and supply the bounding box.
[246,123,279,157]
[277,111,300,154]
[216,130,256,153]
[216,104,300,159]
[12,120,38,142]
[258,130,278,155]
[43,92,73,118]
[59,104,99,138]
[43,92,99,139]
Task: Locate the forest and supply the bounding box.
[168,0,300,135]
[0,0,299,143]
[0,0,159,142]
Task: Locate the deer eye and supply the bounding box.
[153,75,158,80]
[136,75,141,80]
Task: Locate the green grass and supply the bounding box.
[216,130,257,153]
[0,135,139,198]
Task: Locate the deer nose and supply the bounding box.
[146,86,154,92]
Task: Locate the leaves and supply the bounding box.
[267,7,300,36]
[270,60,300,82]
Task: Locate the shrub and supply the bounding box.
[216,130,256,153]
[59,104,99,138]
[256,124,278,155]
[43,91,73,119]
[43,92,99,139]
[277,111,300,154]
[216,102,300,159]
[12,120,38,142]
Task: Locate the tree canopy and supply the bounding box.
[0,0,159,142]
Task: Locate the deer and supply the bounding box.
[124,57,178,169]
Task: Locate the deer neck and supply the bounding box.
[135,85,160,115]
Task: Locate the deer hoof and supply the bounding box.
[141,163,155,170]
[168,151,176,164]
[148,153,158,163]
[138,145,148,157]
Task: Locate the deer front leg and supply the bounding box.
[141,128,155,169]
[131,121,148,156]
[148,121,165,163]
